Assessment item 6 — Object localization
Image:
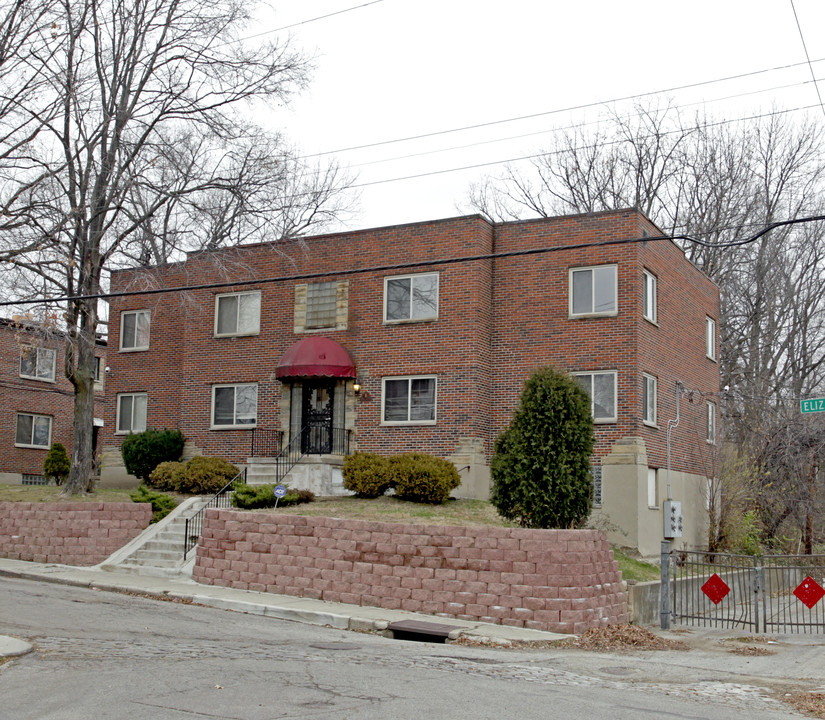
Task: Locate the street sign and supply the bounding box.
[801,398,825,413]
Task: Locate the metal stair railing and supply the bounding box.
[183,468,246,560]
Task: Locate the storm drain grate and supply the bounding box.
[387,620,463,644]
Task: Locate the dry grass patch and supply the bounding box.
[0,484,137,503]
[260,495,517,527]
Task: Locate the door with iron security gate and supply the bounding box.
[301,380,335,454]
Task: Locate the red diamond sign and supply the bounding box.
[701,573,731,605]
[794,576,825,610]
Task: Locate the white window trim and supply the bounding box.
[571,370,618,424]
[383,272,440,324]
[706,401,717,444]
[19,345,57,383]
[706,316,717,361]
[214,291,261,338]
[643,269,657,324]
[569,264,618,318]
[211,383,258,429]
[120,309,151,352]
[116,393,148,434]
[642,373,657,427]
[15,412,52,449]
[381,375,438,426]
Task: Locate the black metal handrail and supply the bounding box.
[183,468,246,560]
[250,429,284,457]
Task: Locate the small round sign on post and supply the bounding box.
[273,484,287,508]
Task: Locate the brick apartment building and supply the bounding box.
[0,318,106,485]
[102,209,720,555]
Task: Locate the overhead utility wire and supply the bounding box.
[303,57,825,158]
[5,215,824,308]
[789,0,825,120]
[344,103,821,191]
[344,77,824,171]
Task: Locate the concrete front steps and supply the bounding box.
[99,496,209,579]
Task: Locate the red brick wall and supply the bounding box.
[194,509,628,634]
[0,321,106,477]
[0,502,151,565]
[104,210,719,477]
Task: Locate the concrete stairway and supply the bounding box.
[99,496,209,579]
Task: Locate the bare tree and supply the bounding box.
[0,0,354,494]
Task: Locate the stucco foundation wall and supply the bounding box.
[0,502,152,566]
[194,510,628,634]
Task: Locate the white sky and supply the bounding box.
[267,1,825,231]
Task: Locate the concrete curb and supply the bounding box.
[0,558,569,646]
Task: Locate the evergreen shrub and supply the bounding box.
[390,452,461,504]
[121,429,185,483]
[342,451,392,498]
[231,483,315,510]
[147,461,186,492]
[174,456,239,495]
[44,442,71,486]
[130,484,178,523]
[490,366,594,528]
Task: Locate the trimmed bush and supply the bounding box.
[490,366,594,528]
[147,461,186,492]
[121,429,185,483]
[342,452,392,498]
[130,484,178,523]
[174,456,239,495]
[389,452,461,504]
[44,442,71,486]
[231,483,315,510]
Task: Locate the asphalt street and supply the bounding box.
[1,574,823,720]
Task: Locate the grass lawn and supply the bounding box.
[613,551,661,583]
[0,484,137,503]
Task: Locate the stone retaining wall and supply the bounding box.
[0,502,152,566]
[194,510,628,633]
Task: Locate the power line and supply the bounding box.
[301,57,825,158]
[789,0,825,120]
[5,214,824,308]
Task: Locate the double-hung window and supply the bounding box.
[572,371,617,423]
[570,265,617,317]
[117,393,147,433]
[642,373,657,426]
[643,270,657,323]
[382,376,437,424]
[120,310,150,351]
[15,413,52,448]
[20,346,56,382]
[706,317,717,361]
[384,273,439,323]
[215,291,261,337]
[212,383,258,428]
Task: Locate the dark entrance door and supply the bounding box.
[301,381,335,454]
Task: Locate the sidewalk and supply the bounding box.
[2,555,824,691]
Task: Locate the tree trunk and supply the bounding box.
[62,299,98,495]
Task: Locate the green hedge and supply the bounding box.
[121,429,185,483]
[390,452,461,504]
[231,483,315,510]
[130,485,178,523]
[342,452,392,498]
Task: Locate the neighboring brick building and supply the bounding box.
[102,209,720,555]
[0,318,106,484]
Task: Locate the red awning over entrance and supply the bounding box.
[276,337,357,380]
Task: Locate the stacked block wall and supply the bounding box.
[194,509,628,634]
[0,502,151,566]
